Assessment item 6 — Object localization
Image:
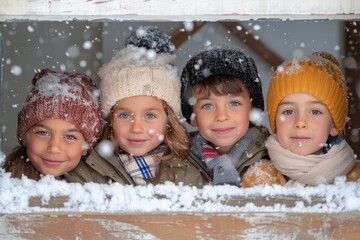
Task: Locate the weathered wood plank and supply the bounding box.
[28,195,326,208]
[1,0,360,21]
[1,212,360,239]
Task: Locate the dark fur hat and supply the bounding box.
[180,46,264,122]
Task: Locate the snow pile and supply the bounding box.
[0,153,360,214]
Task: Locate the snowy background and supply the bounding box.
[1,20,360,214]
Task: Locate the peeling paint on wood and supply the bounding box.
[1,0,360,21]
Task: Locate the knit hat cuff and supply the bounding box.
[101,66,181,118]
[17,96,101,147]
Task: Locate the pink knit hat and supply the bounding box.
[17,69,102,152]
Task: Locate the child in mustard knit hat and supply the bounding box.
[243,52,360,187]
[65,26,210,187]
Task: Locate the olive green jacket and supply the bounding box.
[64,148,212,188]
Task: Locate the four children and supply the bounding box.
[3,26,359,188]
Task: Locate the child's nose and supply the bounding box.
[295,115,307,129]
[215,107,229,121]
[47,137,62,153]
[130,118,145,133]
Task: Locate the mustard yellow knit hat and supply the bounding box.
[267,52,347,134]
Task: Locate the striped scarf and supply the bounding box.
[118,149,165,185]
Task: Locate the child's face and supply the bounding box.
[25,119,87,177]
[111,96,167,156]
[191,91,252,154]
[275,93,339,155]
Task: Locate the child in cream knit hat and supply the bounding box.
[65,26,210,187]
[243,52,360,187]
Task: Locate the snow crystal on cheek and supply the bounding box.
[157,134,164,142]
[279,114,286,122]
[148,129,155,135]
[81,143,89,151]
[97,140,114,158]
[298,141,303,147]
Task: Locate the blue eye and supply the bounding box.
[119,113,131,119]
[229,101,240,107]
[36,130,49,136]
[201,103,213,109]
[64,135,77,141]
[145,113,156,119]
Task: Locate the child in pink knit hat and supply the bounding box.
[3,69,102,180]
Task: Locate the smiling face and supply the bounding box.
[111,96,168,156]
[191,87,252,155]
[24,118,87,177]
[275,93,339,155]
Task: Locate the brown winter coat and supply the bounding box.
[64,148,212,188]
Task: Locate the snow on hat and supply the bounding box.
[17,69,102,151]
[180,46,264,123]
[98,25,180,118]
[267,52,347,134]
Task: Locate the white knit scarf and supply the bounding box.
[266,135,356,187]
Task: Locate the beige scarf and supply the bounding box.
[266,135,356,187]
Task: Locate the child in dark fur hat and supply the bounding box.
[181,46,285,186]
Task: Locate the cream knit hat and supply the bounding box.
[98,26,180,118]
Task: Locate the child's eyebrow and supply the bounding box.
[113,106,163,112]
[279,100,325,106]
[33,123,81,133]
